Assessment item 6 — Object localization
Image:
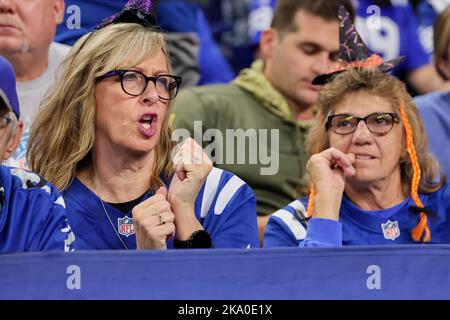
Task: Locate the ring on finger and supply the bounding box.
[158,213,165,226]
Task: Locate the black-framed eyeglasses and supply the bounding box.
[325,112,400,136]
[96,70,182,100]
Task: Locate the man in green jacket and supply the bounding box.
[171,0,355,242]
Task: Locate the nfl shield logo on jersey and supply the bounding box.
[118,216,134,237]
[381,220,400,240]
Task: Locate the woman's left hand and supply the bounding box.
[168,138,212,236]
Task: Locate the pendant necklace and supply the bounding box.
[93,177,129,250]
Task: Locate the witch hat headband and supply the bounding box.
[312,5,405,85]
[96,0,158,30]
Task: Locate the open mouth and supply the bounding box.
[139,114,156,129]
[138,113,158,137]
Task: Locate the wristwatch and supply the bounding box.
[173,230,213,249]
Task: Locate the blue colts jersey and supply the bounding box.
[0,166,75,252]
[265,184,450,247]
[64,168,259,250]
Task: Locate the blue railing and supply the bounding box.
[1,245,450,299]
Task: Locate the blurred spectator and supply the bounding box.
[0,0,69,169]
[56,0,234,87]
[0,56,74,253]
[415,5,450,178]
[248,0,447,95]
[355,0,444,94]
[414,0,450,54]
[198,0,254,73]
[248,0,276,58]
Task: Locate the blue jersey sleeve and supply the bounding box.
[264,199,308,247]
[211,181,259,248]
[264,214,300,247]
[264,199,342,248]
[2,168,75,252]
[195,168,259,248]
[28,195,75,252]
[299,218,342,248]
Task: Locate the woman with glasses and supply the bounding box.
[264,6,450,247]
[264,67,450,247]
[26,0,259,250]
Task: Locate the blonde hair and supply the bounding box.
[305,68,444,242]
[27,23,174,191]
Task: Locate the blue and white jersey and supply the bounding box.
[415,0,450,54]
[264,184,450,247]
[63,168,259,250]
[355,0,431,77]
[0,166,75,252]
[248,0,277,46]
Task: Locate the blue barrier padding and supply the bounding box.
[1,245,450,300]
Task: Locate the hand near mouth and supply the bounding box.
[306,147,356,221]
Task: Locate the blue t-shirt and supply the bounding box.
[264,184,450,247]
[0,166,75,252]
[415,0,450,54]
[415,91,450,178]
[56,0,234,85]
[355,0,431,78]
[63,168,259,250]
[248,0,277,46]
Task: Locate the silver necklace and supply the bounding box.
[92,177,129,250]
[99,198,130,250]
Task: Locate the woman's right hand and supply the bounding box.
[306,147,356,220]
[132,186,175,250]
[307,147,356,193]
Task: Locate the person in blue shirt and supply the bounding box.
[27,0,259,250]
[414,0,450,55]
[0,56,74,252]
[248,0,277,48]
[55,0,234,87]
[415,6,450,179]
[264,7,450,247]
[355,0,445,94]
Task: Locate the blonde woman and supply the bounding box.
[27,0,259,250]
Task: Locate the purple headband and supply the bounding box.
[96,0,157,30]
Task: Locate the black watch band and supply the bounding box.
[174,230,213,249]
